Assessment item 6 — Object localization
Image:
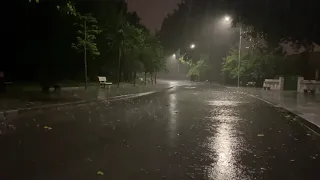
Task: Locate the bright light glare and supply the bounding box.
[172,54,176,58]
[190,44,195,49]
[224,16,230,22]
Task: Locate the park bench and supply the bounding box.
[301,81,319,95]
[297,77,320,95]
[263,78,283,90]
[98,76,112,88]
[246,81,256,87]
[263,80,278,90]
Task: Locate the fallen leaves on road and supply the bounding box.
[257,133,264,137]
[44,126,53,130]
[85,157,92,162]
[97,171,104,175]
[8,124,16,130]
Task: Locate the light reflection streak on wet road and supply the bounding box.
[168,92,177,147]
[206,101,245,180]
[1,84,320,180]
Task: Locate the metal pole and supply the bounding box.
[237,27,242,88]
[177,48,180,73]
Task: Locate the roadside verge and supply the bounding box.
[0,87,172,123]
[244,92,320,135]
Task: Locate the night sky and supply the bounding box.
[127,0,181,32]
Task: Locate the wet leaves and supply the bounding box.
[85,157,92,162]
[8,124,16,130]
[310,156,317,159]
[96,171,104,175]
[257,133,264,137]
[44,126,52,130]
[285,115,291,119]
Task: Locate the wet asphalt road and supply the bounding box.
[1,84,320,180]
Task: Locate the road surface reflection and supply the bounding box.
[206,100,247,180]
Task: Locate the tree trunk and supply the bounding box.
[84,20,88,89]
[41,83,50,93]
[144,71,147,85]
[117,45,122,88]
[150,72,153,84]
[133,71,136,86]
[154,72,157,84]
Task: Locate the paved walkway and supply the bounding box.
[0,81,172,112]
[233,87,320,129]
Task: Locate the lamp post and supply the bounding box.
[173,44,195,73]
[224,16,242,88]
[172,53,179,73]
[238,26,242,88]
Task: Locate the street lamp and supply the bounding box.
[173,44,195,73]
[224,15,242,88]
[224,16,230,22]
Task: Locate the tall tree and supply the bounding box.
[222,47,285,85]
[227,0,320,49]
[72,13,101,89]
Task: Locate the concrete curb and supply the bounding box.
[244,93,320,135]
[278,107,320,135]
[0,87,173,122]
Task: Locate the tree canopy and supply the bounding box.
[11,0,166,90]
[158,0,319,83]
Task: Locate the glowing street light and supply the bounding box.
[223,15,242,88]
[172,54,176,58]
[224,16,231,22]
[190,44,195,49]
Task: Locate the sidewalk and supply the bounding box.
[0,82,171,112]
[235,87,320,130]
